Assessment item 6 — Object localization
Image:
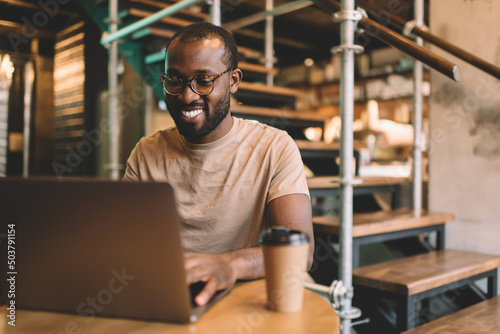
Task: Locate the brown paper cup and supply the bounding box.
[259,228,310,313]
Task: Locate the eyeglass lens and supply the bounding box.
[163,76,214,96]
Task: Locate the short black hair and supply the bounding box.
[165,22,238,70]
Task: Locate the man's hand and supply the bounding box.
[184,252,237,306]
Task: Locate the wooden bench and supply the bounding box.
[312,208,454,267]
[352,249,500,332]
[402,295,500,333]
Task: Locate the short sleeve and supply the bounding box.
[267,132,310,203]
[122,142,141,182]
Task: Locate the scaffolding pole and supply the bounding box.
[411,0,424,216]
[265,0,274,86]
[107,0,120,180]
[209,0,221,26]
[337,0,356,332]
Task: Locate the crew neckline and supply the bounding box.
[181,116,239,151]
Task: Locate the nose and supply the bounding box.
[177,82,200,105]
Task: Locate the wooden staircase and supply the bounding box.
[85,1,500,332]
[402,294,500,334]
[353,250,500,332]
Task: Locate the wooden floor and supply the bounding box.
[402,295,500,333]
[352,249,500,295]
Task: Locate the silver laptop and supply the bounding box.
[0,177,231,323]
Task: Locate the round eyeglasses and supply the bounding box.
[159,68,233,96]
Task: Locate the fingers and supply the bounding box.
[194,276,218,306]
[183,253,237,306]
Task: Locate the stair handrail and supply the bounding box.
[100,0,201,46]
[313,0,460,81]
[356,0,500,80]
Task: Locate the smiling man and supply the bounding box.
[123,23,313,307]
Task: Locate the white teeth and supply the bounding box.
[181,109,203,118]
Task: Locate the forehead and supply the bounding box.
[165,38,227,74]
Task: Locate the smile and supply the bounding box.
[181,109,204,118]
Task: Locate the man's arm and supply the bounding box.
[266,193,314,268]
[185,193,313,306]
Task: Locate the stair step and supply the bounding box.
[231,104,332,123]
[313,208,454,237]
[132,27,176,40]
[295,139,366,152]
[239,62,278,75]
[307,176,411,191]
[237,45,264,60]
[237,81,302,97]
[128,0,208,20]
[125,8,200,28]
[401,295,500,334]
[145,48,266,65]
[352,249,500,295]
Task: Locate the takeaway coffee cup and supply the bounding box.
[259,227,310,313]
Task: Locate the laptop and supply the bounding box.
[0,177,231,323]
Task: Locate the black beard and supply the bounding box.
[167,90,231,141]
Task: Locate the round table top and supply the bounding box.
[1,279,340,334]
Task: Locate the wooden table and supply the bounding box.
[0,280,340,334]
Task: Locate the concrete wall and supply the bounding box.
[428,0,500,281]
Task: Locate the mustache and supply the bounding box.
[176,102,207,110]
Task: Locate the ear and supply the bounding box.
[229,68,243,94]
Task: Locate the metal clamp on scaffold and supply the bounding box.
[331,7,366,55]
[332,7,368,36]
[101,31,123,48]
[304,280,362,320]
[403,19,429,38]
[413,141,427,152]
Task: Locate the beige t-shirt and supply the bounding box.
[123,117,309,253]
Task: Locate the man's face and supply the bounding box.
[164,38,240,144]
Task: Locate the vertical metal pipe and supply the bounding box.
[413,0,424,216]
[23,61,34,177]
[265,0,274,86]
[108,0,120,180]
[209,0,221,26]
[339,0,355,333]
